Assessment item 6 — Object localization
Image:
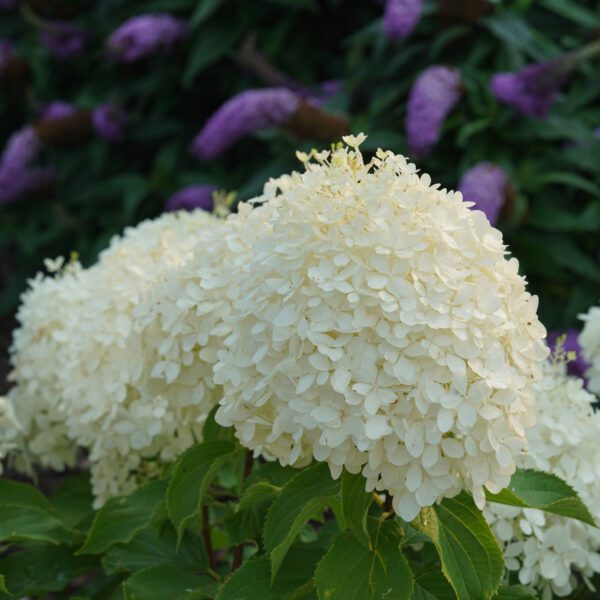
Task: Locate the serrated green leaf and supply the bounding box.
[0,505,77,545]
[0,546,97,597]
[102,520,206,575]
[264,462,339,581]
[272,542,326,598]
[412,571,456,600]
[239,482,281,512]
[123,565,215,600]
[486,468,595,526]
[492,585,538,599]
[414,492,504,600]
[78,480,167,555]
[0,480,50,509]
[216,556,274,600]
[315,520,413,600]
[50,472,94,529]
[167,440,238,541]
[341,471,372,548]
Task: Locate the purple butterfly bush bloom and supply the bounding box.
[92,103,127,142]
[384,0,423,40]
[458,162,509,226]
[191,88,300,161]
[406,65,462,157]
[40,21,86,59]
[490,60,568,118]
[164,184,217,213]
[0,126,51,206]
[40,101,77,122]
[547,329,590,381]
[108,14,186,63]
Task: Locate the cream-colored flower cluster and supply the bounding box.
[4,210,230,504]
[214,135,548,520]
[485,358,600,599]
[3,136,548,516]
[579,306,600,394]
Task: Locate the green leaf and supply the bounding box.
[272,542,326,598]
[538,0,600,28]
[492,585,538,599]
[314,520,413,600]
[530,172,600,198]
[102,521,206,575]
[0,505,76,545]
[167,440,238,541]
[264,462,339,581]
[486,468,595,526]
[412,571,456,600]
[50,472,95,529]
[413,492,504,600]
[189,0,226,27]
[78,480,167,555]
[239,482,281,512]
[0,480,50,509]
[341,471,372,548]
[0,575,9,596]
[182,27,240,87]
[123,566,215,600]
[0,546,97,597]
[202,405,236,442]
[216,556,274,600]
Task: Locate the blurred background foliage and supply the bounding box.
[1,0,600,334]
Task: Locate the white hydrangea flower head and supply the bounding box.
[0,394,26,475]
[214,135,548,521]
[7,257,89,470]
[485,356,600,599]
[579,306,600,394]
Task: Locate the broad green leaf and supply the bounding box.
[0,480,49,509]
[492,585,538,599]
[239,482,281,512]
[216,556,274,600]
[0,505,76,545]
[263,462,339,580]
[167,440,238,541]
[412,571,456,600]
[0,575,9,596]
[414,492,504,600]
[314,521,413,600]
[272,542,326,598]
[79,480,167,555]
[202,405,236,442]
[0,545,97,597]
[123,565,215,600]
[102,521,206,575]
[50,472,95,529]
[486,468,595,526]
[341,471,372,548]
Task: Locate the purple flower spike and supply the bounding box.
[458,162,509,225]
[384,0,422,40]
[406,65,462,157]
[40,21,86,59]
[92,103,127,142]
[0,127,43,206]
[165,184,217,213]
[0,0,16,9]
[108,14,186,63]
[490,60,568,118]
[547,329,590,382]
[191,88,300,161]
[40,101,77,123]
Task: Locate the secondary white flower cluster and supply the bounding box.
[214,135,548,520]
[485,357,600,599]
[579,306,600,394]
[4,210,228,504]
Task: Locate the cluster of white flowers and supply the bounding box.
[5,210,230,504]
[214,135,548,521]
[579,306,600,394]
[485,356,600,599]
